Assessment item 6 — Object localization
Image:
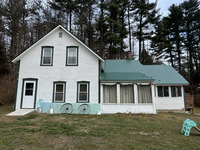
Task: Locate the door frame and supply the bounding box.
[20,78,38,109]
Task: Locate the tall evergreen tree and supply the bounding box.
[131,0,160,63]
[181,0,200,83]
[151,21,175,66]
[166,4,184,71]
[96,0,108,58]
[4,0,30,75]
[0,3,7,73]
[106,0,128,59]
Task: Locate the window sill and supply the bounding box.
[53,101,65,103]
[40,65,53,66]
[77,101,89,103]
[66,64,78,66]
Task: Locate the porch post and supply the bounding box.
[151,84,155,104]
[101,84,103,104]
[169,86,172,97]
[117,84,120,104]
[134,84,138,104]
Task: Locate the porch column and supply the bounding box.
[169,86,172,97]
[134,84,138,104]
[117,84,120,104]
[101,84,103,104]
[151,84,155,104]
[181,86,184,97]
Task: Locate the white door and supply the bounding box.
[21,80,37,109]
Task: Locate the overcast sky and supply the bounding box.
[150,0,185,16]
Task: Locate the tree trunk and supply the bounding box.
[128,4,131,52]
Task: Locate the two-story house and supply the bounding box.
[11,25,189,115]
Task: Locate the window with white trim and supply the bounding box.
[41,46,53,66]
[171,86,182,97]
[66,46,78,65]
[53,82,66,102]
[77,82,89,102]
[158,86,169,97]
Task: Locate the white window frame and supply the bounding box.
[171,86,182,97]
[157,86,169,97]
[41,46,53,66]
[54,83,65,102]
[77,82,89,103]
[66,46,78,66]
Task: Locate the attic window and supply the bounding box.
[59,32,63,38]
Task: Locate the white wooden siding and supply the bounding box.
[15,28,99,110]
[154,86,185,110]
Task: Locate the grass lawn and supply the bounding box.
[0,106,200,150]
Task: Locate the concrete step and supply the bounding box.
[6,109,35,116]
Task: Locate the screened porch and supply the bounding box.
[100,83,156,114]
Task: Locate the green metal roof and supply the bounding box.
[101,60,154,82]
[100,59,189,85]
[141,65,189,85]
[101,72,154,82]
[103,59,143,72]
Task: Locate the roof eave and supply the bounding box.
[155,83,189,86]
[100,80,155,82]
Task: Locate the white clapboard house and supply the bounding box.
[11,25,189,115]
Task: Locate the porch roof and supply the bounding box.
[100,72,154,82]
[100,59,189,85]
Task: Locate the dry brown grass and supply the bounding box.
[1,106,200,150]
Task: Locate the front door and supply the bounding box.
[21,79,37,109]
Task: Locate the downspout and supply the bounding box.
[14,60,20,111]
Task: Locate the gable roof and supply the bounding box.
[12,25,104,63]
[101,59,189,85]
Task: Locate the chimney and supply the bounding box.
[127,51,133,59]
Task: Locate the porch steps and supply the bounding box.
[6,109,35,116]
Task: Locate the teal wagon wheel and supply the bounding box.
[61,103,73,114]
[78,104,91,114]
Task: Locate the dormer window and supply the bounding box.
[66,46,78,66]
[41,46,54,66]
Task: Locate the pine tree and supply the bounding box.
[166,4,184,71]
[181,0,200,83]
[131,0,160,63]
[0,3,7,73]
[96,0,108,58]
[151,21,175,66]
[157,4,184,71]
[106,0,128,59]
